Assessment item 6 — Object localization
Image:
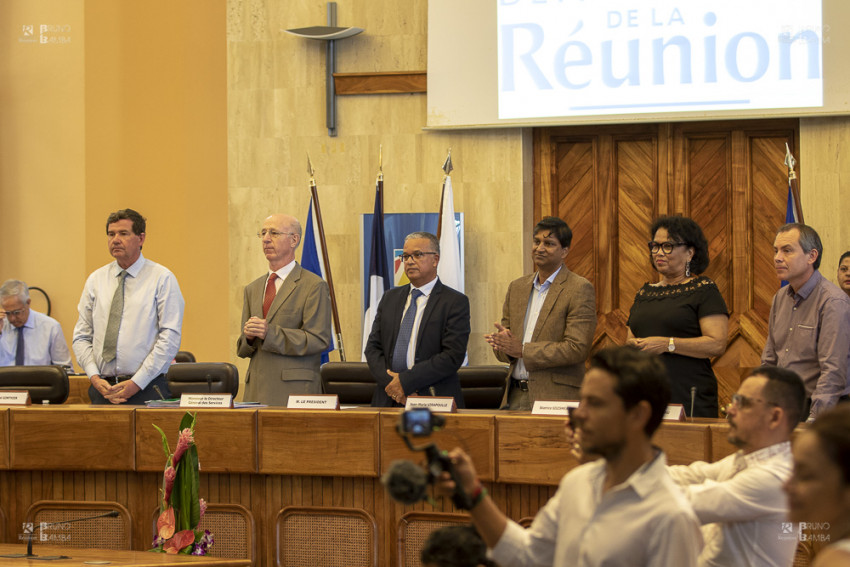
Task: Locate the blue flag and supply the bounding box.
[303,196,335,363]
[361,182,391,360]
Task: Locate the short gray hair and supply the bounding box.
[405,232,440,254]
[0,280,29,303]
[777,223,823,270]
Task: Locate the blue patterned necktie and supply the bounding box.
[15,327,24,366]
[391,289,423,373]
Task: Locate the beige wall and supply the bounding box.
[0,0,229,367]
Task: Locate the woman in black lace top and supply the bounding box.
[626,216,729,417]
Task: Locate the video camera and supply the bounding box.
[381,408,474,510]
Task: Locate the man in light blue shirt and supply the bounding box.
[0,279,71,367]
[73,209,184,404]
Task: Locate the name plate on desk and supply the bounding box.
[287,395,340,410]
[0,391,31,406]
[180,393,233,408]
[405,396,456,413]
[663,404,686,421]
[531,400,578,416]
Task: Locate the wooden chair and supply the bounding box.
[24,500,131,550]
[276,506,377,567]
[397,512,470,567]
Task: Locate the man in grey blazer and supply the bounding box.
[486,217,596,410]
[237,214,331,405]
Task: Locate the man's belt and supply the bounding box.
[101,375,133,385]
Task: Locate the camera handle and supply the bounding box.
[399,428,475,510]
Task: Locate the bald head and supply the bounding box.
[260,214,302,270]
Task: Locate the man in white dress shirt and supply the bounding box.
[440,346,702,567]
[73,209,184,404]
[668,366,805,567]
[0,279,71,367]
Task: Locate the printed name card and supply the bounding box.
[0,391,31,406]
[531,400,579,416]
[180,394,233,408]
[287,394,340,410]
[663,404,686,422]
[405,396,457,413]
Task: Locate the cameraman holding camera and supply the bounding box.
[437,346,703,567]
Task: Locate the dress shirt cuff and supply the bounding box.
[83,362,101,380]
[809,394,838,420]
[490,519,528,566]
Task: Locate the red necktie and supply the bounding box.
[262,273,278,318]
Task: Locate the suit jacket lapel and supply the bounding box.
[415,281,442,350]
[512,273,536,336]
[266,264,301,320]
[390,284,411,343]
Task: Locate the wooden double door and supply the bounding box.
[534,119,799,410]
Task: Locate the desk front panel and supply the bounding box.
[135,409,257,473]
[9,406,134,470]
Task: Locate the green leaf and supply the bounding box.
[178,412,196,432]
[173,444,201,531]
[152,424,171,458]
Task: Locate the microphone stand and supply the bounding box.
[1,510,119,560]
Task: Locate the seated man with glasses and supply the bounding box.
[237,213,331,406]
[0,279,72,367]
[365,231,470,407]
[667,366,805,567]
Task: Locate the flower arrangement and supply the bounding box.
[150,412,214,555]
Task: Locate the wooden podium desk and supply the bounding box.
[0,544,250,566]
[0,406,731,566]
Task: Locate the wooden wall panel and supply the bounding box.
[536,119,799,413]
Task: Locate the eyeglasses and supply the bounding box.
[728,393,778,410]
[648,241,688,255]
[401,251,438,262]
[2,309,25,317]
[257,229,295,239]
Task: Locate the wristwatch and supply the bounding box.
[668,337,676,352]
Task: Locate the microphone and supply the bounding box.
[690,387,697,420]
[18,510,120,558]
[206,374,213,393]
[382,460,429,505]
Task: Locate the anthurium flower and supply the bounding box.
[163,530,195,554]
[156,507,175,540]
[172,428,194,465]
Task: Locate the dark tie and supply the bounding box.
[391,289,423,373]
[15,327,24,366]
[263,273,279,318]
[102,270,127,363]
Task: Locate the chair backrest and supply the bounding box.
[320,362,376,405]
[174,350,196,363]
[397,512,470,567]
[276,506,377,567]
[151,503,254,562]
[457,365,509,409]
[0,365,69,404]
[25,500,132,550]
[166,362,239,397]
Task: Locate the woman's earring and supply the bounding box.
[685,260,691,278]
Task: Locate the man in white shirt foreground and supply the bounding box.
[439,346,703,567]
[668,365,805,567]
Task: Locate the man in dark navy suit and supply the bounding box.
[365,231,470,407]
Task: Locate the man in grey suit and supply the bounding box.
[486,217,596,410]
[237,214,332,405]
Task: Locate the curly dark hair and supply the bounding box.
[650,216,710,275]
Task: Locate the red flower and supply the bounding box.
[172,428,194,465]
[156,507,175,540]
[162,530,195,554]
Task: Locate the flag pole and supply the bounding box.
[437,149,453,239]
[307,155,346,361]
[785,142,804,224]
